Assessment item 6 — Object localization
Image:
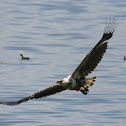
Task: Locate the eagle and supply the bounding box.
[0,17,117,105]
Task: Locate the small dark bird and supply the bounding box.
[0,17,117,106]
[20,54,29,60]
[124,56,126,61]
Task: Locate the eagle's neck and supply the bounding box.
[58,75,86,90]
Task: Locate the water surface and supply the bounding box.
[0,0,126,126]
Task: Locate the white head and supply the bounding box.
[57,75,71,85]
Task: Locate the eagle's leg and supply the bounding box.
[75,77,90,95]
[80,77,96,95]
[80,87,89,95]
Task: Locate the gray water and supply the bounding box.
[0,0,126,126]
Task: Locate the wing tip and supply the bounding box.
[103,16,117,40]
[0,101,19,106]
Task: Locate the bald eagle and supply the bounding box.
[0,17,117,105]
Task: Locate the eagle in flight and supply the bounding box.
[0,17,117,105]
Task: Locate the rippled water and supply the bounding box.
[0,0,126,126]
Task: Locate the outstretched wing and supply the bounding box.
[0,85,66,106]
[72,17,117,78]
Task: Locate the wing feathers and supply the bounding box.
[32,85,66,99]
[77,42,107,77]
[0,85,66,105]
[72,17,117,78]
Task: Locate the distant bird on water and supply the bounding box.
[20,54,29,60]
[0,17,117,106]
[124,56,126,61]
